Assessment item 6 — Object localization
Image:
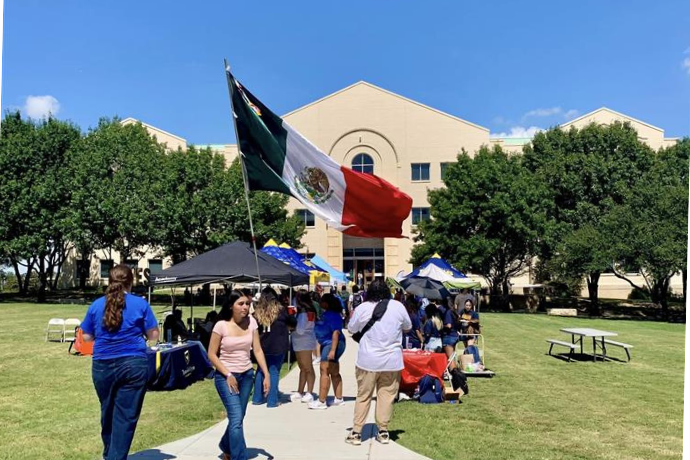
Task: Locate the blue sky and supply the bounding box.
[2,1,689,144]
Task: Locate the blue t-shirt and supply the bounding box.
[442,307,459,338]
[403,311,422,346]
[314,311,344,345]
[422,319,442,339]
[81,293,158,360]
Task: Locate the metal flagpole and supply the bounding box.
[223,58,263,291]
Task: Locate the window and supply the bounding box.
[124,259,139,271]
[351,153,374,174]
[148,259,163,273]
[296,209,316,228]
[440,162,452,181]
[411,163,430,181]
[411,207,430,225]
[99,260,114,278]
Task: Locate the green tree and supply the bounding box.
[68,118,167,273]
[523,122,653,314]
[605,139,689,317]
[412,145,550,309]
[0,112,81,299]
[158,151,304,261]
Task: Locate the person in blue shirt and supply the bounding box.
[81,265,159,460]
[402,298,424,349]
[309,293,346,410]
[438,299,460,362]
[422,303,443,352]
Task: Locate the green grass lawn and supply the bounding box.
[0,303,290,460]
[0,303,684,460]
[391,313,685,460]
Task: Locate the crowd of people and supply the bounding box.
[82,264,481,460]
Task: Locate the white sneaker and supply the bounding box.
[331,397,345,407]
[301,393,314,403]
[290,392,303,402]
[308,399,328,410]
[312,357,321,365]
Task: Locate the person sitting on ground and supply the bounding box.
[252,292,296,408]
[422,303,443,352]
[198,310,219,350]
[290,295,318,404]
[403,297,424,349]
[309,293,346,410]
[346,279,411,446]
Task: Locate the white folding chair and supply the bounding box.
[45,318,65,342]
[63,318,81,342]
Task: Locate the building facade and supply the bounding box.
[63,82,683,299]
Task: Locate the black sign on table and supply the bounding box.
[147,341,214,391]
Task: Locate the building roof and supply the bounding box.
[560,107,664,133]
[282,80,490,133]
[120,117,187,144]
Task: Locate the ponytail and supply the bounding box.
[103,264,134,332]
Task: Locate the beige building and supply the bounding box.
[64,83,683,299]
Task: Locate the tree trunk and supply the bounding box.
[586,272,601,317]
[650,277,670,320]
[490,276,511,311]
[37,256,47,303]
[11,260,26,296]
[683,269,687,307]
[79,251,90,290]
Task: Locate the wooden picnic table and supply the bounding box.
[560,327,618,362]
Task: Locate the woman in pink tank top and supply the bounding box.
[208,290,270,460]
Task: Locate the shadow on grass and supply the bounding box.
[547,352,629,363]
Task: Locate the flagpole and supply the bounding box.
[224,59,263,291]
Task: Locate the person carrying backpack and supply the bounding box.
[345,280,412,446]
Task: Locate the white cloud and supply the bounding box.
[564,109,580,120]
[524,107,562,118]
[683,57,690,75]
[490,126,543,139]
[23,95,60,119]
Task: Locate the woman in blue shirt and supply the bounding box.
[309,293,346,410]
[81,265,159,460]
[403,298,424,349]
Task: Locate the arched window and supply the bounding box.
[351,153,374,174]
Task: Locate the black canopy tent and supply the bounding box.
[149,241,309,328]
[150,241,309,287]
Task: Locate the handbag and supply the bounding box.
[351,300,389,343]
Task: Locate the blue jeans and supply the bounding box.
[92,356,149,460]
[252,353,283,407]
[214,369,254,460]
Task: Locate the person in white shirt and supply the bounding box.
[345,280,412,446]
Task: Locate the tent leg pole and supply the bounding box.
[190,284,194,334]
[147,285,151,304]
[213,287,217,311]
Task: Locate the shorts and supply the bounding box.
[292,334,317,352]
[424,337,443,352]
[320,340,346,363]
[442,334,459,348]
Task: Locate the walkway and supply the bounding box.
[131,339,431,460]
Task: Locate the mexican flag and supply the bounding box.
[226,69,413,238]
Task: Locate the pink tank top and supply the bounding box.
[212,317,258,373]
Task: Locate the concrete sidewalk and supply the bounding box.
[131,338,432,460]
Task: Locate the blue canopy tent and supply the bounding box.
[261,240,329,284]
[310,254,349,284]
[406,253,467,279]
